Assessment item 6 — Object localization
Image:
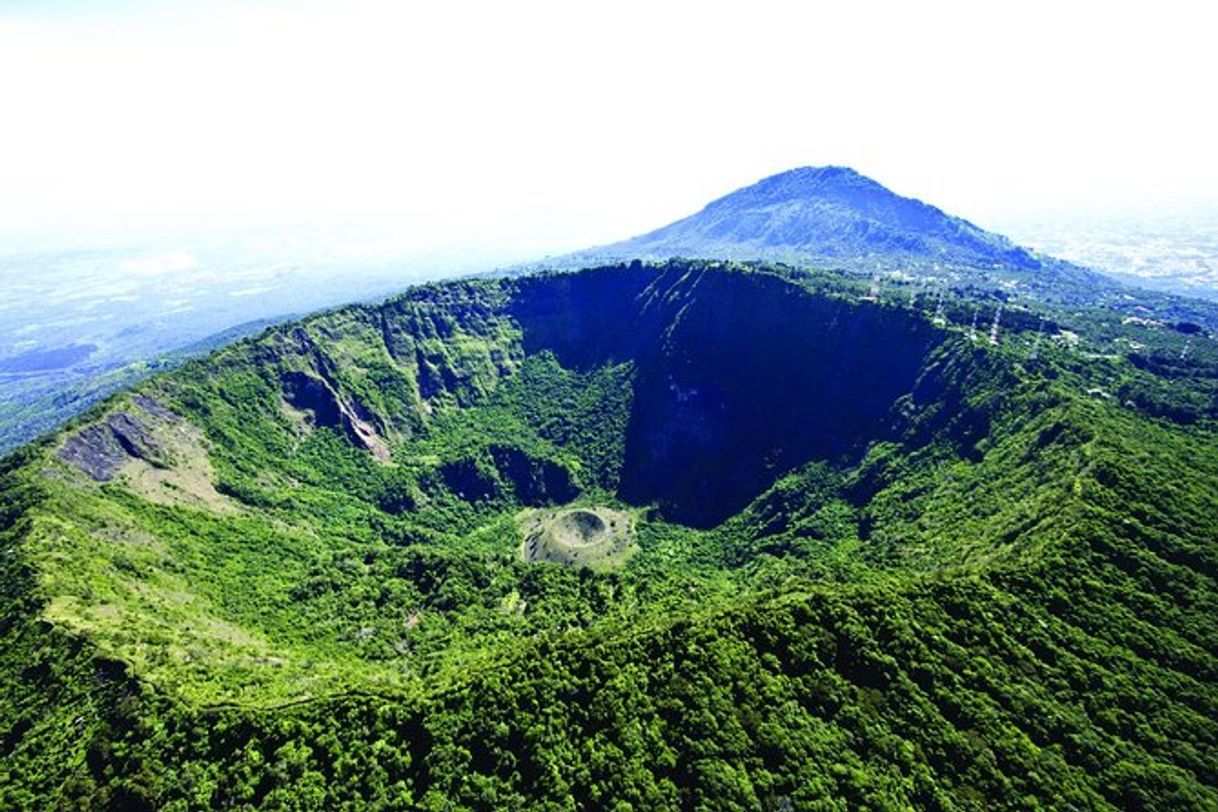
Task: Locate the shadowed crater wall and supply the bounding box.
[510,265,945,526]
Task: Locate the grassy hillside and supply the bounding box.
[1,261,1215,809]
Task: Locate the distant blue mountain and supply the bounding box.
[593,166,1045,271]
[546,167,1120,300]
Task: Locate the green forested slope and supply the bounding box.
[1,261,1215,809]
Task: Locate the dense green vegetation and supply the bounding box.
[1,260,1216,809]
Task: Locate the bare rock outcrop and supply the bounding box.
[58,399,175,481]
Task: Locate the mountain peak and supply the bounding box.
[709,165,912,208]
[771,165,863,181]
[760,164,868,185]
[586,165,1048,275]
[705,165,890,211]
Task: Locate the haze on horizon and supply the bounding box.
[1,0,1216,262]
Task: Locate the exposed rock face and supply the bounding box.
[282,371,344,428]
[57,400,174,481]
[343,407,390,461]
[58,424,130,481]
[56,396,234,511]
[277,327,393,461]
[281,370,390,461]
[106,413,167,466]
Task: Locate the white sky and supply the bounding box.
[1,0,1216,259]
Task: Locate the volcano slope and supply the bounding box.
[1,261,1216,809]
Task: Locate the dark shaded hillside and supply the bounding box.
[512,265,944,524]
[1,261,1216,809]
